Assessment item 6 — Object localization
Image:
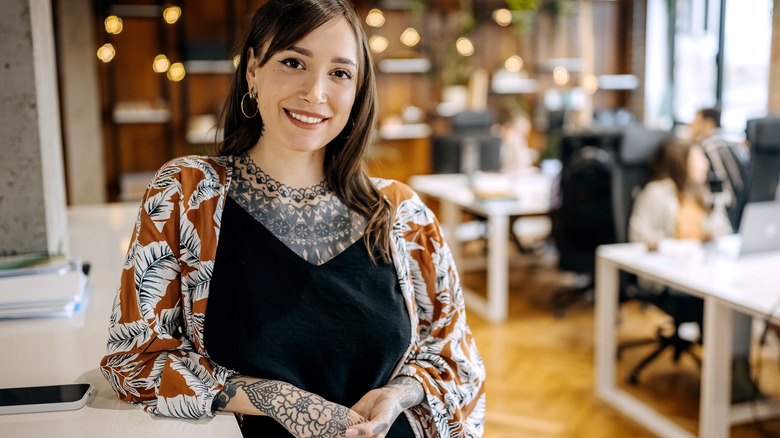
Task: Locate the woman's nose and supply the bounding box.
[301,74,326,104]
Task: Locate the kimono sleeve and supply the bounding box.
[99,163,231,418]
[395,197,487,437]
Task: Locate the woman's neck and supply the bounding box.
[245,141,326,189]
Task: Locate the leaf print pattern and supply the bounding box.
[100,157,484,435]
[145,191,175,233]
[178,218,201,267]
[106,319,150,354]
[134,241,179,320]
[189,179,221,209]
[182,261,212,302]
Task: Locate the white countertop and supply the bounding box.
[0,203,241,436]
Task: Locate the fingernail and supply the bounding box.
[345,429,358,437]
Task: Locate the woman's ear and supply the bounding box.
[245,47,257,87]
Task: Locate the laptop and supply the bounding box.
[739,201,780,255]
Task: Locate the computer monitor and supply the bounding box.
[431,133,502,174]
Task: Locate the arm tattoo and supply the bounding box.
[212,380,237,411]
[233,378,355,437]
[388,377,425,409]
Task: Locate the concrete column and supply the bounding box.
[769,1,780,114]
[55,0,107,205]
[0,0,68,257]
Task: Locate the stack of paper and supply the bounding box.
[0,257,88,319]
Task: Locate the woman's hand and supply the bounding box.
[345,376,425,438]
[214,376,365,438]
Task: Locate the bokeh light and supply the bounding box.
[366,9,385,27]
[167,62,185,81]
[553,66,570,85]
[153,54,170,73]
[369,35,389,53]
[97,43,116,63]
[163,6,181,24]
[493,9,512,27]
[456,37,474,56]
[400,28,421,47]
[104,16,123,34]
[504,55,524,72]
[583,73,600,94]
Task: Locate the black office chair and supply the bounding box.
[612,130,707,385]
[745,115,780,204]
[550,141,617,317]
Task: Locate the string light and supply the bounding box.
[369,35,389,53]
[456,37,474,56]
[504,55,524,72]
[553,66,570,85]
[583,73,599,94]
[167,62,185,81]
[104,16,123,34]
[493,9,512,26]
[400,28,420,47]
[163,6,181,24]
[365,9,385,27]
[153,54,170,73]
[97,43,116,63]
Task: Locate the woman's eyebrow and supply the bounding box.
[287,46,356,67]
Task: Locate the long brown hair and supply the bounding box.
[218,0,393,262]
[650,137,710,212]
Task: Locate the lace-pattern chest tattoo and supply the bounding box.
[229,155,367,265]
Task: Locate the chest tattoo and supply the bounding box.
[229,155,367,265]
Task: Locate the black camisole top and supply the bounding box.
[204,196,415,437]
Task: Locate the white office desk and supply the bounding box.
[0,203,241,437]
[409,172,551,323]
[595,243,780,438]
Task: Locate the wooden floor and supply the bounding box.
[462,244,780,438]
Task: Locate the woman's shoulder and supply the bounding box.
[636,178,676,204]
[642,178,675,193]
[372,177,417,204]
[153,155,232,185]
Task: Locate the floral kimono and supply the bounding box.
[100,155,486,437]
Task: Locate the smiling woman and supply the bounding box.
[99,1,485,437]
[246,17,358,161]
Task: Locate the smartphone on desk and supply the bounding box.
[0,383,94,415]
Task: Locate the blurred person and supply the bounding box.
[629,137,728,248]
[99,1,486,437]
[690,107,750,228]
[500,112,534,172]
[629,138,760,402]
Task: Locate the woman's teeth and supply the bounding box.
[289,111,324,124]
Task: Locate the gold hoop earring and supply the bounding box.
[241,91,258,118]
[339,118,355,139]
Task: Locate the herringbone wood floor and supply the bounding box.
[462,246,780,438]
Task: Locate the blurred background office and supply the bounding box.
[3,0,780,436]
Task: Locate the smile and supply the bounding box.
[286,110,326,125]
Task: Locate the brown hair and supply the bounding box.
[697,107,721,128]
[650,137,710,211]
[218,0,393,262]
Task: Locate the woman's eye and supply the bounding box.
[333,70,353,80]
[280,58,303,69]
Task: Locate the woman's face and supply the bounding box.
[246,17,358,157]
[687,144,710,185]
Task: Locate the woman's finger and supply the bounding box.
[345,416,391,437]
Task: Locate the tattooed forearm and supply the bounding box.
[212,380,238,411]
[387,376,425,409]
[231,378,356,437]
